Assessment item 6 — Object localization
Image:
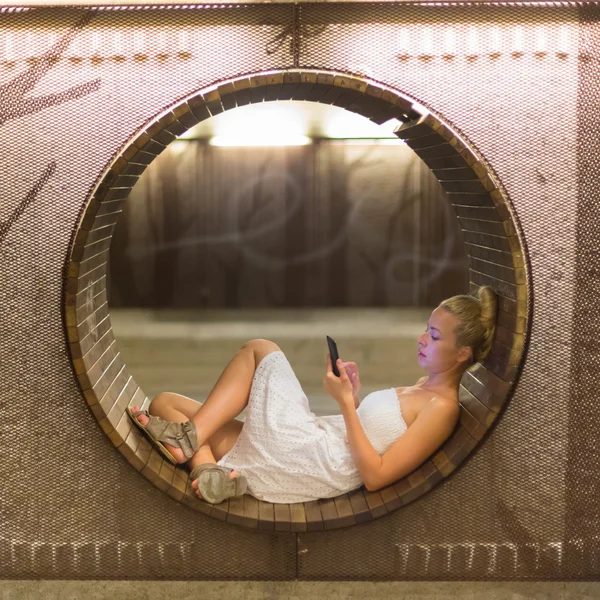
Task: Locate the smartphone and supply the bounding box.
[327,335,340,377]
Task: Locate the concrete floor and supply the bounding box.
[1,581,599,599]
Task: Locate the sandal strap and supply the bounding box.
[190,463,227,480]
[144,415,200,459]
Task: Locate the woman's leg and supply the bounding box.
[187,338,281,448]
[139,392,239,499]
[133,338,281,462]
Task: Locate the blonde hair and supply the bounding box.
[438,286,497,364]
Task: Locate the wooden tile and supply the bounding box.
[177,108,201,130]
[166,468,187,503]
[264,73,284,97]
[138,139,166,157]
[79,207,121,233]
[320,83,348,106]
[402,462,443,505]
[497,309,527,334]
[72,316,111,358]
[278,71,301,100]
[481,349,520,382]
[330,87,364,110]
[293,72,317,101]
[154,459,176,493]
[488,336,523,366]
[431,450,455,477]
[461,230,512,254]
[210,499,230,522]
[274,503,292,532]
[469,268,526,304]
[181,478,213,515]
[458,406,487,441]
[74,237,112,263]
[163,120,188,138]
[257,500,275,531]
[468,257,518,285]
[226,496,246,527]
[72,328,115,374]
[392,477,412,503]
[289,502,307,532]
[95,363,128,416]
[80,349,121,396]
[441,175,490,192]
[242,495,260,529]
[405,132,446,151]
[125,150,156,166]
[461,370,506,413]
[464,243,515,269]
[458,383,495,427]
[494,323,525,352]
[140,448,164,486]
[415,143,462,161]
[363,490,387,519]
[105,376,137,431]
[379,484,402,512]
[421,154,471,170]
[394,116,438,140]
[332,494,357,529]
[232,77,252,106]
[217,82,237,110]
[151,128,176,147]
[305,73,335,103]
[66,262,107,295]
[107,410,131,447]
[69,297,108,340]
[74,223,115,247]
[250,75,268,103]
[120,428,144,471]
[347,489,373,524]
[319,497,338,529]
[187,95,211,122]
[304,500,324,531]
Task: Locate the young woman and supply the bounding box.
[128,286,497,505]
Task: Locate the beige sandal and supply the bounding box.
[190,464,248,504]
[126,407,199,465]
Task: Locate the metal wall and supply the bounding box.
[0,2,596,580]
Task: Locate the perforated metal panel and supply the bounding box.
[0,2,596,580]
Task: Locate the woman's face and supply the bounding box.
[417,306,472,374]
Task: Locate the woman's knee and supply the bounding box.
[242,339,281,363]
[242,339,281,353]
[149,391,178,415]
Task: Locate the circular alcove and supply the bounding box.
[64,70,530,531]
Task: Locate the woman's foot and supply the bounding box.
[131,406,189,464]
[191,469,241,500]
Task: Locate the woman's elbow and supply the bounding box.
[363,476,382,493]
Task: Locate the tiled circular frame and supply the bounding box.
[64,69,530,531]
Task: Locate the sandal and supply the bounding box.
[190,463,248,504]
[126,407,199,465]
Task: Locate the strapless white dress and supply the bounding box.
[216,350,408,503]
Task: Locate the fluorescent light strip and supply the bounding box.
[209,134,312,147]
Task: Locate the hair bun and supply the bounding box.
[475,286,497,361]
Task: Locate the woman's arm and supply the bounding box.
[342,398,459,492]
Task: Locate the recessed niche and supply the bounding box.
[65,70,529,530]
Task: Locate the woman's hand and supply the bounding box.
[343,361,361,401]
[323,353,355,410]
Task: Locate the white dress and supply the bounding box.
[216,350,408,503]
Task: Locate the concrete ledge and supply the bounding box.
[1,581,600,600]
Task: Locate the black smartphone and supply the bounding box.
[327,335,340,377]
